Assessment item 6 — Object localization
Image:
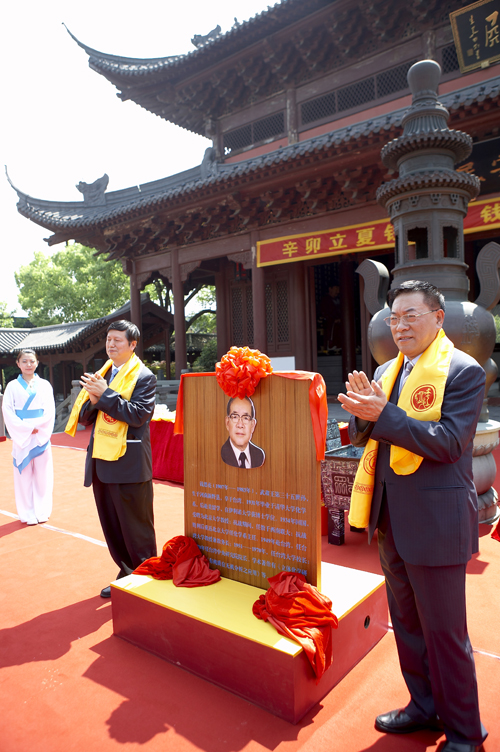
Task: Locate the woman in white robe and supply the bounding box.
[2,349,55,524]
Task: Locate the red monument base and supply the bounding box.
[111,562,388,724]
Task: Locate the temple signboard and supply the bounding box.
[457,136,500,198]
[450,0,500,74]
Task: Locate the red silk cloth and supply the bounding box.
[134,535,221,587]
[174,371,328,461]
[150,420,184,483]
[252,571,338,681]
[215,346,273,398]
[492,518,500,542]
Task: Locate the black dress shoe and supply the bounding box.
[100,585,111,598]
[375,708,442,734]
[442,742,482,752]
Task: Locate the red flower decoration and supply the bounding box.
[216,346,273,398]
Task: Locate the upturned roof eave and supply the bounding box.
[65,1,329,85]
[11,74,500,237]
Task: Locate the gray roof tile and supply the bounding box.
[10,75,500,234]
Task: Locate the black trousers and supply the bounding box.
[378,515,486,746]
[92,474,157,575]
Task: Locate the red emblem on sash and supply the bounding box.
[102,413,118,425]
[411,385,436,412]
[363,449,377,475]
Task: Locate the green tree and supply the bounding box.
[191,338,218,372]
[15,244,129,326]
[186,285,216,333]
[0,302,14,327]
[146,278,172,311]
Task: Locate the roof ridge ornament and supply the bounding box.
[191,25,222,49]
[76,174,109,206]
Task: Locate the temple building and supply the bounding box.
[0,296,174,396]
[9,0,500,394]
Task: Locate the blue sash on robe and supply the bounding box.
[13,375,48,473]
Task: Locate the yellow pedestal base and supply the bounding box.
[111,562,387,723]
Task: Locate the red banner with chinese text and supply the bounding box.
[257,196,500,267]
[257,218,395,267]
[464,196,500,234]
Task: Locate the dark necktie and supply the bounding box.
[239,452,247,468]
[399,360,414,395]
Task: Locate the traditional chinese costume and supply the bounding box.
[2,374,55,524]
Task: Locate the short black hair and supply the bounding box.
[16,348,38,362]
[388,280,445,313]
[107,320,140,343]
[226,396,256,420]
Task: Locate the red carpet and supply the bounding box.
[51,425,92,450]
[0,436,499,752]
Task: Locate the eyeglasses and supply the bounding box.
[228,413,253,423]
[384,309,440,327]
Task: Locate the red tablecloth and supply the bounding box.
[150,420,184,484]
[151,419,345,485]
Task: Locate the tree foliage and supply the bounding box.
[192,337,218,372]
[147,278,171,311]
[14,245,218,341]
[186,285,216,333]
[0,302,14,328]
[15,244,129,326]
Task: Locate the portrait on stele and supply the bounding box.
[182,373,322,589]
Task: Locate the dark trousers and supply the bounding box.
[92,475,157,575]
[378,515,486,745]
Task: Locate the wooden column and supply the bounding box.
[172,247,187,378]
[215,265,229,359]
[308,267,318,374]
[48,356,54,389]
[251,235,267,353]
[340,259,356,381]
[62,362,67,398]
[129,261,143,359]
[165,328,171,379]
[291,262,308,370]
[286,87,298,145]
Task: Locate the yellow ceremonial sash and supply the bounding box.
[348,329,454,529]
[65,353,142,461]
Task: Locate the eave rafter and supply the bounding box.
[93,154,388,262]
[71,0,477,136]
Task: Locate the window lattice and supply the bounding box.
[223,125,252,154]
[300,58,421,128]
[301,91,336,125]
[376,60,416,98]
[337,77,375,112]
[442,44,460,74]
[246,287,254,346]
[231,287,244,345]
[224,113,284,155]
[253,112,285,142]
[276,280,289,344]
[265,284,274,345]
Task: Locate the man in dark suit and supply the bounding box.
[78,320,157,598]
[221,396,265,469]
[338,280,487,752]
